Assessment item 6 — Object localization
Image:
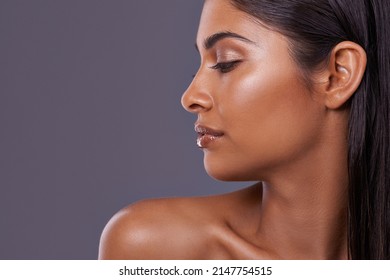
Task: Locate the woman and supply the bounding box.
[99,0,390,259]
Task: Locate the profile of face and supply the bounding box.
[181,0,326,181]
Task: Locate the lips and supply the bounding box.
[194,124,224,148]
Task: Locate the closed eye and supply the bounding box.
[210,60,242,73]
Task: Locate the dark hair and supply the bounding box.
[230,0,390,259]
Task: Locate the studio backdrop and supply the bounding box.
[0,0,246,259]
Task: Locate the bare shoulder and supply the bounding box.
[99,196,222,259]
[98,185,262,260]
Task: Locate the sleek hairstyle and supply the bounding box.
[230,0,390,259]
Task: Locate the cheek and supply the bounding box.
[209,65,323,179]
[225,65,316,137]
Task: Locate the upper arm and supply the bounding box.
[98,199,207,260]
[98,200,162,259]
[98,205,137,259]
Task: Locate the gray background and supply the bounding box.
[1,0,246,259]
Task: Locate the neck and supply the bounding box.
[256,115,349,259]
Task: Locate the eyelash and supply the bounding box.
[191,60,242,78]
[210,60,242,73]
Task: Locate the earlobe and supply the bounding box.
[318,41,367,109]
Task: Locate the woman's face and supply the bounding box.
[181,0,325,181]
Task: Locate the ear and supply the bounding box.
[314,41,367,109]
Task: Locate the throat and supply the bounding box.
[255,180,348,259]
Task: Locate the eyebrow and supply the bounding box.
[195,31,255,51]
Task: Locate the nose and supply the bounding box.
[181,75,213,114]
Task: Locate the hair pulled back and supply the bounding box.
[230,0,390,259]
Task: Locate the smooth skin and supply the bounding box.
[99,0,366,260]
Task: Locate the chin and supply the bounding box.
[204,162,256,182]
[203,154,271,182]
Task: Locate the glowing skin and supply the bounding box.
[99,0,366,260]
[182,1,325,182]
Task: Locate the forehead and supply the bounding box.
[197,0,269,48]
